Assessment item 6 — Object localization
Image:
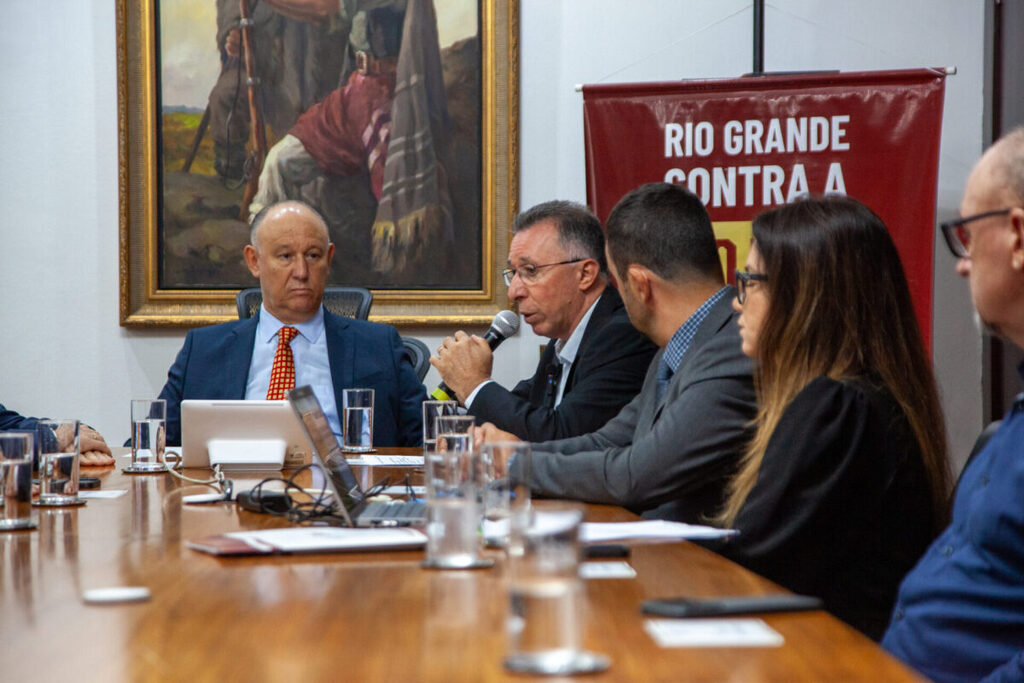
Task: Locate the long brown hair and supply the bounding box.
[719,196,950,528]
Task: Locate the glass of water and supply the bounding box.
[503,503,609,675]
[480,441,531,548]
[435,414,475,454]
[422,399,457,453]
[422,415,491,569]
[0,432,36,530]
[35,419,84,506]
[342,388,374,453]
[128,399,167,473]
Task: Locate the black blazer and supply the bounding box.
[718,376,936,640]
[468,287,657,441]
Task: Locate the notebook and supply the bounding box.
[287,385,426,527]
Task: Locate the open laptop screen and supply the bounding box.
[286,385,367,522]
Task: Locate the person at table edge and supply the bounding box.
[716,196,950,640]
[882,126,1024,682]
[156,200,425,447]
[1,402,113,465]
[477,183,757,522]
[430,200,656,441]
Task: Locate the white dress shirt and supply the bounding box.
[245,304,342,438]
[550,295,600,407]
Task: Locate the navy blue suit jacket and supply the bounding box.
[157,310,426,447]
[0,403,39,432]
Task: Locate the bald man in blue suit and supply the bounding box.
[157,201,425,447]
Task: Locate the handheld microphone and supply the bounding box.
[431,310,520,402]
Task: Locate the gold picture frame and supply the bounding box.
[118,0,518,327]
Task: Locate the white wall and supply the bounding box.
[0,0,985,466]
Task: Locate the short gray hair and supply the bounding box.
[512,200,606,274]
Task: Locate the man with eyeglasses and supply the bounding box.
[882,127,1024,681]
[476,183,757,523]
[430,200,656,441]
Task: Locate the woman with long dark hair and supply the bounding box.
[719,195,951,640]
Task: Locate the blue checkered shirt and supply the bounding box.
[656,286,730,402]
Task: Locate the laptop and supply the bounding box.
[287,385,425,527]
[180,400,311,469]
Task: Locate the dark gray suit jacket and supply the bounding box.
[519,291,756,523]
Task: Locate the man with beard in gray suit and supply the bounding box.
[477,183,757,522]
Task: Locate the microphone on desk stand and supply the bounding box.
[431,310,520,402]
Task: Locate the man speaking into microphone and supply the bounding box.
[430,200,656,441]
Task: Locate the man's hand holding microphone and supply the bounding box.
[429,310,519,404]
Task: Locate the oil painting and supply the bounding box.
[119,0,518,326]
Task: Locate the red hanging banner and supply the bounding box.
[583,69,946,348]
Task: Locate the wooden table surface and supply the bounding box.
[0,450,921,682]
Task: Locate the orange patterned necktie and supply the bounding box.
[266,326,299,400]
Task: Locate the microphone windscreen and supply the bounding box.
[490,309,520,338]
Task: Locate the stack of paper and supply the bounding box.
[187,526,426,556]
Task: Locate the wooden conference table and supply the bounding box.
[0,449,920,682]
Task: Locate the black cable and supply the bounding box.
[238,467,408,524]
[364,476,391,498]
[245,464,346,524]
[285,465,346,524]
[405,473,422,502]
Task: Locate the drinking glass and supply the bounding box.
[480,441,531,548]
[503,503,609,675]
[342,388,374,453]
[421,400,457,453]
[128,399,167,473]
[0,432,36,530]
[435,414,475,455]
[422,415,491,569]
[36,419,84,505]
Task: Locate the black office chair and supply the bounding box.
[401,336,431,382]
[236,286,373,320]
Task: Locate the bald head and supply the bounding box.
[243,201,335,324]
[980,126,1024,206]
[249,201,330,251]
[957,127,1024,347]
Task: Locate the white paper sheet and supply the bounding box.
[380,485,426,496]
[579,561,636,579]
[78,489,129,499]
[345,455,424,466]
[644,618,784,648]
[224,526,426,552]
[580,520,736,543]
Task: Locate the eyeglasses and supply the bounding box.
[939,208,1013,259]
[502,258,584,286]
[734,269,768,304]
